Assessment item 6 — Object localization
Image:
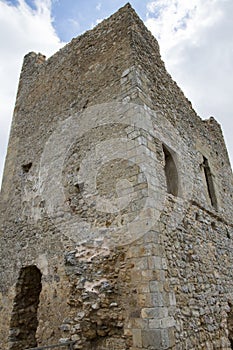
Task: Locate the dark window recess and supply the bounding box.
[162,145,179,197]
[9,266,42,350]
[227,303,233,349]
[22,162,32,173]
[203,156,217,209]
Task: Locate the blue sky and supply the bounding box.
[50,0,147,41]
[1,0,233,186]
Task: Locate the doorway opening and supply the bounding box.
[9,265,42,350]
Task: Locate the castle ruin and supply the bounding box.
[0,4,233,350]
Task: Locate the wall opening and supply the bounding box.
[22,162,32,173]
[202,156,217,210]
[227,303,233,349]
[9,266,42,350]
[162,144,179,197]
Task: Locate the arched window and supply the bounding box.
[162,144,179,197]
[9,266,42,350]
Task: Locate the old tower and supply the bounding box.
[0,3,233,350]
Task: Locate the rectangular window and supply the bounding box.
[202,156,217,210]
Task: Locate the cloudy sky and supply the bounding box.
[0,0,233,186]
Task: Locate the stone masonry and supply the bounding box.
[0,3,233,350]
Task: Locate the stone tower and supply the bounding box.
[0,3,233,350]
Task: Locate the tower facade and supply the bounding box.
[0,4,233,350]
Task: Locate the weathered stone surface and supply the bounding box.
[0,3,233,350]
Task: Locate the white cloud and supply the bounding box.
[96,2,101,11]
[96,17,103,25]
[91,17,104,29]
[145,0,233,167]
[68,17,80,31]
[0,0,64,187]
[146,0,223,51]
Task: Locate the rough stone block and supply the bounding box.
[132,329,142,348]
[141,307,168,319]
[141,329,162,349]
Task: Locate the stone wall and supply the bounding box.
[0,3,232,350]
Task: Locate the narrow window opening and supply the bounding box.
[162,145,179,197]
[202,156,217,210]
[9,266,42,350]
[227,303,233,349]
